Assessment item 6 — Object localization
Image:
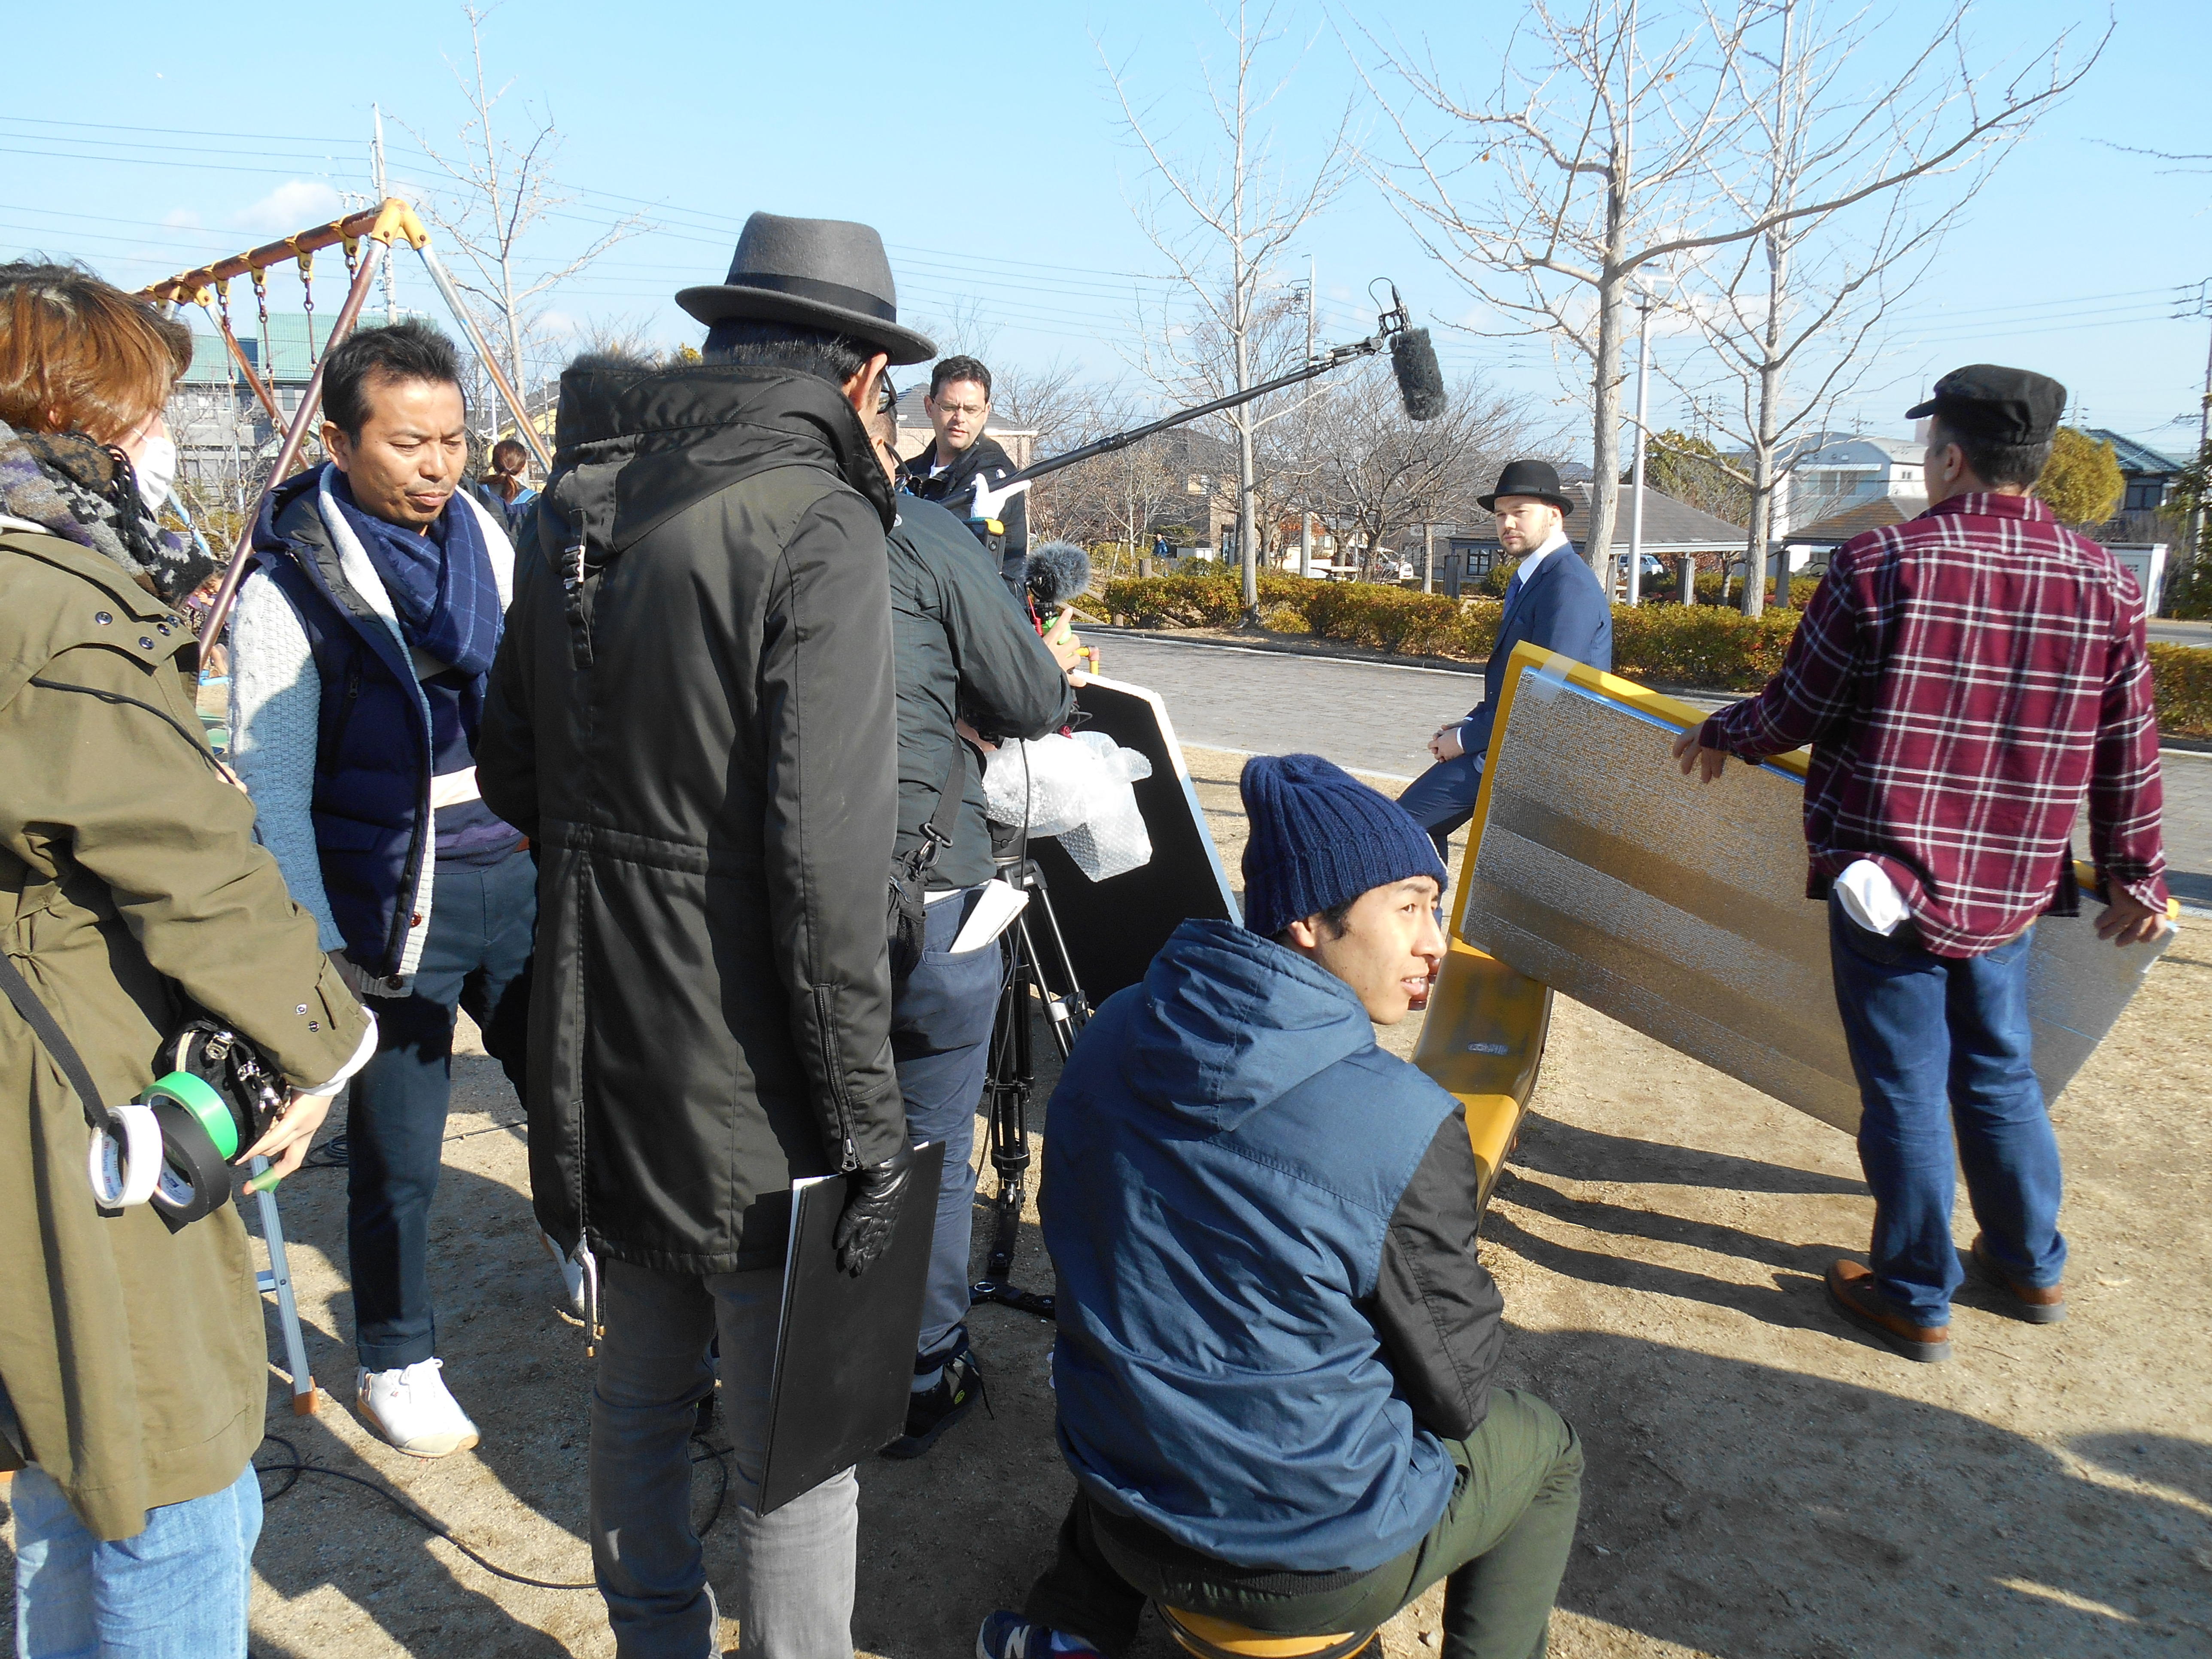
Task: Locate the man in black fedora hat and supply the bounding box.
[479,210,935,1657]
[1395,458,1613,865]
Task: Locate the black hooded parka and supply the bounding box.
[478,363,906,1273]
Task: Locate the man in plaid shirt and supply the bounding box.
[1671,364,2170,1364]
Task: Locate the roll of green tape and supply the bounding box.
[141,1070,240,1162]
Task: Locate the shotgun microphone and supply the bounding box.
[1392,326,1446,422]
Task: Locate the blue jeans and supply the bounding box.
[1827,897,2065,1328]
[1396,753,1483,865]
[12,1462,261,1659]
[589,1259,857,1659]
[348,846,535,1370]
[888,887,1002,1365]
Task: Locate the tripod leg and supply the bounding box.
[970,909,1056,1320]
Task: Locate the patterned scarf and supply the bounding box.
[0,419,214,604]
[327,469,501,680]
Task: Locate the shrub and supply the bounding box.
[2151,642,2212,738]
[1610,606,1800,690]
[1689,572,1820,607]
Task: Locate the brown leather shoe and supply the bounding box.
[1968,1234,2067,1324]
[1825,1260,1951,1362]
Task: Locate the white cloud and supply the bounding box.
[229,181,344,237]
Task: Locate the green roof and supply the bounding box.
[179,314,325,386]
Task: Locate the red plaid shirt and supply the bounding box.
[1701,491,2167,958]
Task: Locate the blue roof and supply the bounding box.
[2085,428,2187,477]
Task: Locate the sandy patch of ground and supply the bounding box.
[6,745,2207,1658]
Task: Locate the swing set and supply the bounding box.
[138,196,554,645]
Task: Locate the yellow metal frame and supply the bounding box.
[1161,1606,1370,1659]
[137,198,431,309]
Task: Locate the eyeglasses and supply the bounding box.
[876,372,899,416]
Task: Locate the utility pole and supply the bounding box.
[1300,252,1316,580]
[1627,299,1652,606]
[371,106,398,323]
[2189,281,2212,612]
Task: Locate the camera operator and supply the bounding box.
[864,386,1080,1458]
[903,354,1030,596]
[0,260,373,1656]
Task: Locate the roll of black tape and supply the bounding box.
[147,1098,233,1226]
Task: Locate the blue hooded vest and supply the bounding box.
[1042,918,1461,1573]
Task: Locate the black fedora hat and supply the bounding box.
[1477,458,1574,515]
[676,212,937,366]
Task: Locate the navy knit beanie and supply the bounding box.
[1239,754,1449,939]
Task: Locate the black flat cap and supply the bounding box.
[676,212,936,365]
[1478,457,1575,515]
[1906,364,2066,446]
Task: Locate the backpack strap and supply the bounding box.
[0,949,112,1134]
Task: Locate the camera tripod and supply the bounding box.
[969,854,1090,1321]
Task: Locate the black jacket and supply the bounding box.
[903,433,1028,597]
[889,495,1074,890]
[477,365,905,1273]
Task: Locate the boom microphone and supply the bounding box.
[1026,541,1093,608]
[1392,327,1446,422]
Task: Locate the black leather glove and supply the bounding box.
[834,1143,915,1277]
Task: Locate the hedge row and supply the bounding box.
[1099,572,2212,728]
[2151,643,2212,738]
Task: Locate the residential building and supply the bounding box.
[2084,429,2188,516]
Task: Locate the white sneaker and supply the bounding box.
[355,1359,480,1458]
[541,1231,587,1318]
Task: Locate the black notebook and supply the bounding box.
[757,1140,946,1514]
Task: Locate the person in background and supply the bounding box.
[228,319,538,1458]
[1396,459,1612,868]
[860,382,1080,1458]
[904,353,1030,595]
[479,211,925,1656]
[1674,364,2169,1364]
[982,755,1582,1659]
[472,435,538,542]
[0,258,374,1659]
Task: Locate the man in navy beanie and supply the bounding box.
[979,756,1582,1659]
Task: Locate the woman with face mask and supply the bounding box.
[0,260,374,1657]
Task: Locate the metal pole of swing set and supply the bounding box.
[1627,300,1651,607]
[414,242,555,475]
[199,235,390,650]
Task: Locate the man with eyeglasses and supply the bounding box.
[904,354,1030,597]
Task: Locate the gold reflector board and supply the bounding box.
[1452,645,2173,1135]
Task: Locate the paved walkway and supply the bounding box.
[1093,629,2212,911]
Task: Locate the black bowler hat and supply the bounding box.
[1905,364,2066,446]
[1478,458,1575,515]
[675,212,937,366]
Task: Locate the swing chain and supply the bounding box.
[341,237,360,285]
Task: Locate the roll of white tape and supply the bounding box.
[88,1102,161,1208]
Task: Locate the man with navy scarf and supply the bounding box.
[1396,459,1613,866]
[229,319,533,1459]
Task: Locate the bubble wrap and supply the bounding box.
[982,731,1156,881]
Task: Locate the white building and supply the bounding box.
[1771,433,1926,538]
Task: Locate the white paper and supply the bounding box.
[951,878,1029,955]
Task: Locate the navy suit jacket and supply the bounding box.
[1461,543,1613,762]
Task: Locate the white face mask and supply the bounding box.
[131,432,178,515]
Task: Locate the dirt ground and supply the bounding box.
[5,745,2208,1658]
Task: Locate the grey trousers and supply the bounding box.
[589,1257,858,1659]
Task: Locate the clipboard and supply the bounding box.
[756,1140,946,1514]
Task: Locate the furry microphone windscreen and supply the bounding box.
[1026,541,1093,605]
[1392,328,1447,422]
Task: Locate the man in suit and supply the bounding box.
[1397,459,1613,864]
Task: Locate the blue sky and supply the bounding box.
[3,0,2205,462]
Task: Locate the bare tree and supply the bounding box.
[403,5,644,402]
[1352,0,2102,588]
[1106,0,1354,616]
[1653,0,2086,615]
[1296,364,1541,577]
